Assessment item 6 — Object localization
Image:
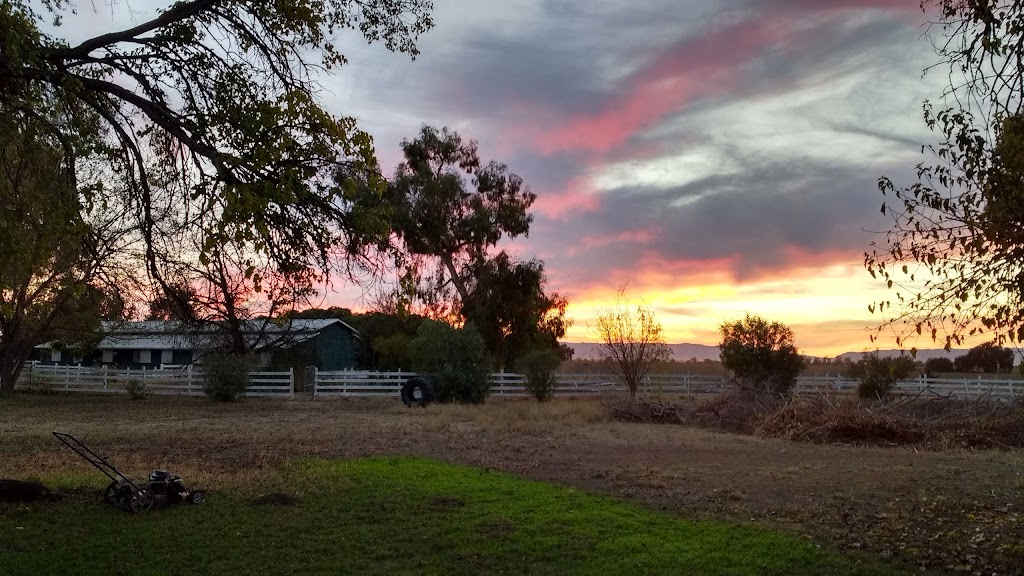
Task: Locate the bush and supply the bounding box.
[719,315,806,394]
[923,357,954,375]
[408,320,491,404]
[373,333,411,371]
[202,353,257,402]
[516,349,562,402]
[846,353,916,399]
[124,379,148,400]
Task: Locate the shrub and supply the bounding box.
[373,333,411,371]
[923,357,954,376]
[408,320,491,404]
[202,353,257,402]
[124,379,148,400]
[719,315,806,394]
[516,349,562,402]
[846,353,916,399]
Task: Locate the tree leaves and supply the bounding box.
[1,0,434,287]
[719,314,806,394]
[870,1,1024,349]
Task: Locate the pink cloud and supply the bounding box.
[532,175,601,219]
[567,228,659,257]
[534,19,778,155]
[779,0,921,13]
[525,0,923,157]
[582,228,658,249]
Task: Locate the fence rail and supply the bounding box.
[15,364,294,398]
[312,370,1023,400]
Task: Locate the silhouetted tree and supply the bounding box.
[1,1,433,291]
[924,357,955,375]
[869,1,1024,349]
[953,343,1016,373]
[0,118,131,393]
[344,126,569,364]
[719,315,806,395]
[847,353,917,399]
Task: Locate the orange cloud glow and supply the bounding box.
[562,258,903,357]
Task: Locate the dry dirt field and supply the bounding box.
[2,394,1023,575]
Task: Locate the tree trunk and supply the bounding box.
[439,253,470,307]
[0,353,25,395]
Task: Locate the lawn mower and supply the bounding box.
[52,431,206,513]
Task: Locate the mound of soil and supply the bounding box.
[0,479,60,503]
[252,492,298,507]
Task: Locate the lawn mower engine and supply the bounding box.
[147,470,206,507]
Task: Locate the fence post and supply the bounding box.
[289,367,295,400]
[309,366,319,399]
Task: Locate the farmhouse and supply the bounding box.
[34,319,360,370]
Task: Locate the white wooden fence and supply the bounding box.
[14,365,1022,402]
[15,364,294,398]
[311,370,1024,400]
[312,370,416,398]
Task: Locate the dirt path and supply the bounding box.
[2,395,1022,574]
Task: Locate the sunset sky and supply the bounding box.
[322,0,948,357]
[68,0,959,357]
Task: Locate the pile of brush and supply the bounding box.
[608,387,1024,448]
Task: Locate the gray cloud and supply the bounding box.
[528,157,920,289]
[314,0,939,295]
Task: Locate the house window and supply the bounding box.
[102,349,114,363]
[161,350,173,365]
[50,349,61,363]
[72,352,83,365]
[139,350,152,364]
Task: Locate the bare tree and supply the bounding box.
[593,290,671,399]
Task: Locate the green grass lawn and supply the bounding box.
[1,457,905,576]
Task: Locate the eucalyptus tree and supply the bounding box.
[344,125,570,365]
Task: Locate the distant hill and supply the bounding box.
[835,349,969,362]
[563,342,969,363]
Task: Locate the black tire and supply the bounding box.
[128,487,154,513]
[401,376,434,408]
[187,490,206,504]
[104,482,129,508]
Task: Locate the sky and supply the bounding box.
[64,0,959,357]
